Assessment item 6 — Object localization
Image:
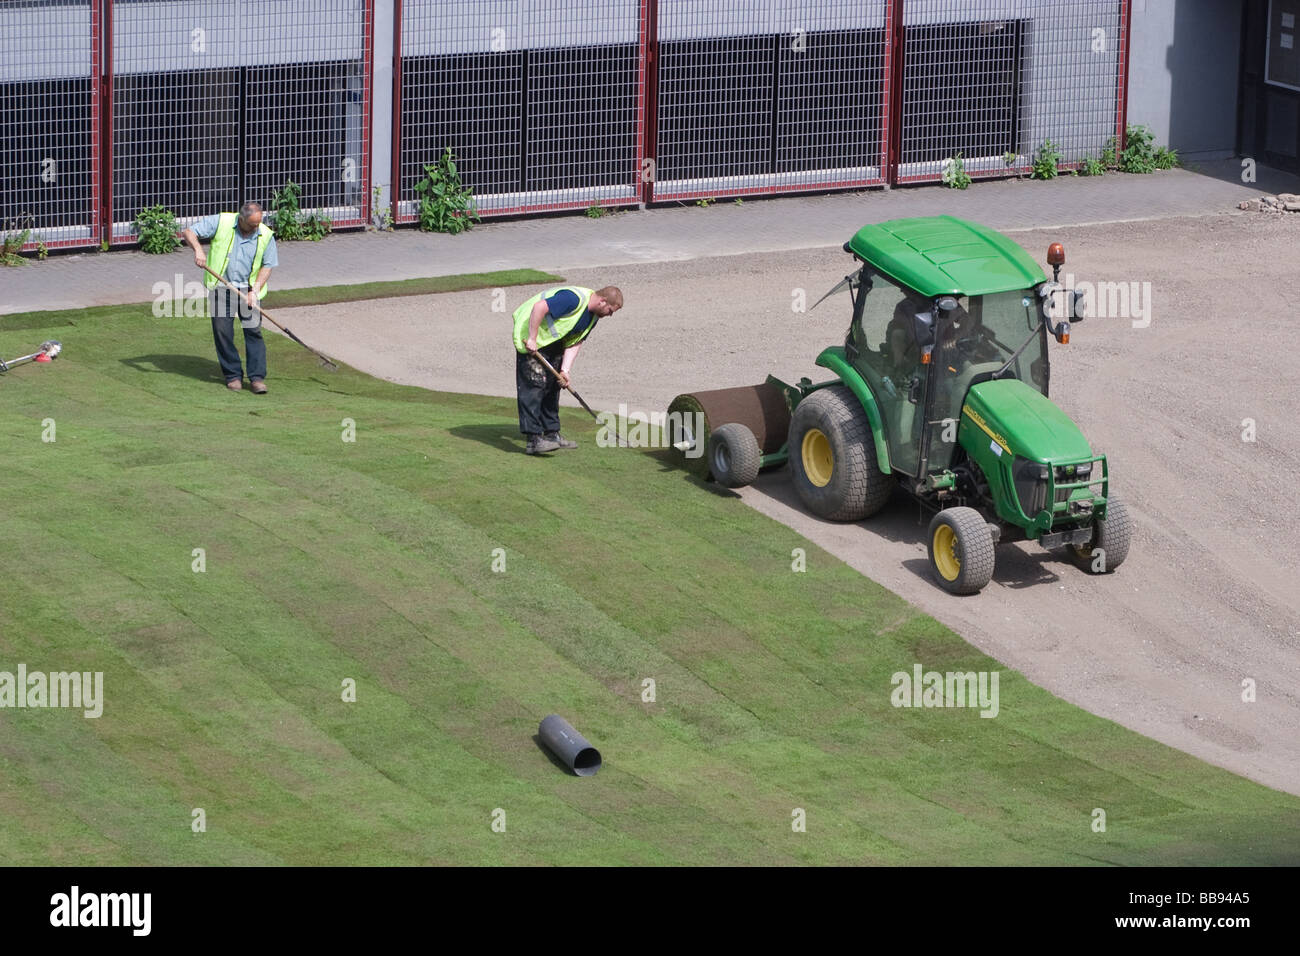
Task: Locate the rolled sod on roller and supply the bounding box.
[666,383,792,480]
[538,715,602,777]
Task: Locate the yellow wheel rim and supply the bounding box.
[933,524,961,581]
[801,428,834,488]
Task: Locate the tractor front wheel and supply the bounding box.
[1072,494,1132,573]
[787,386,891,521]
[927,507,996,595]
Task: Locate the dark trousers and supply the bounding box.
[209,287,267,383]
[516,345,564,436]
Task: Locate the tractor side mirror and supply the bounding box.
[912,310,935,348]
[1069,287,1087,320]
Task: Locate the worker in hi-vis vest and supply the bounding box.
[512,284,623,455]
[182,201,279,394]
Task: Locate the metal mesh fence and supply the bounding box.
[3,0,1134,246]
[397,0,641,220]
[110,0,372,243]
[654,0,890,201]
[0,0,101,250]
[899,0,1124,182]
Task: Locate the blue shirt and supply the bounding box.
[192,214,279,286]
[544,289,597,343]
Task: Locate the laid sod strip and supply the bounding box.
[0,268,560,333]
[1,303,1299,864]
[260,269,562,310]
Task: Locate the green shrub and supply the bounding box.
[134,204,181,254]
[1101,136,1118,169]
[586,204,608,219]
[1154,145,1180,170]
[1031,139,1062,180]
[942,152,972,189]
[271,180,331,241]
[1080,156,1105,177]
[1119,124,1158,173]
[413,147,480,234]
[1,217,31,266]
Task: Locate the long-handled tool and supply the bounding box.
[529,349,598,420]
[528,348,618,446]
[200,264,338,371]
[0,340,62,373]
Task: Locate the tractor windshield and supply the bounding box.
[936,289,1047,394]
[926,289,1047,469]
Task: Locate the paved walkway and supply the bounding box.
[3,158,1296,315]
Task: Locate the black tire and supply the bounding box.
[927,506,996,595]
[708,423,762,488]
[787,386,891,521]
[1072,494,1132,573]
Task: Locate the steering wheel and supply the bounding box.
[954,324,1001,361]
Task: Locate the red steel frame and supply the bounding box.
[394,0,651,220]
[648,4,892,204]
[31,0,107,250]
[884,0,902,187]
[36,0,1134,243]
[893,0,1132,186]
[391,0,403,223]
[1117,0,1132,150]
[337,0,375,228]
[638,0,657,205]
[96,0,374,242]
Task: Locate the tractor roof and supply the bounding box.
[845,215,1046,298]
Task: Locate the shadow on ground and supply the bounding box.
[751,470,1081,593]
[1183,158,1300,194]
[121,353,222,383]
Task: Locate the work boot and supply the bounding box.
[525,434,561,455]
[250,378,268,394]
[226,379,243,391]
[543,431,577,450]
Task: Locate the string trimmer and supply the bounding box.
[0,340,62,373]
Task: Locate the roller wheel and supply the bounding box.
[708,423,761,488]
[787,386,891,521]
[927,507,996,595]
[1072,494,1132,573]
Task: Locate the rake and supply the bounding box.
[201,265,338,371]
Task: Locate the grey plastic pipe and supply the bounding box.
[538,715,602,776]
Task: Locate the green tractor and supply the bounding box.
[668,215,1131,594]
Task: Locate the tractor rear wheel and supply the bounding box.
[787,386,891,521]
[708,423,761,488]
[927,507,996,595]
[1072,494,1132,573]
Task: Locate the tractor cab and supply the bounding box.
[844,269,1052,486]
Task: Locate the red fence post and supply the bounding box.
[1117,0,1132,150]
[361,0,374,225]
[391,0,403,222]
[884,0,904,186]
[99,0,114,245]
[638,0,659,206]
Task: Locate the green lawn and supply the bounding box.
[1,292,1298,865]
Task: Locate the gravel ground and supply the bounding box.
[279,211,1300,796]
